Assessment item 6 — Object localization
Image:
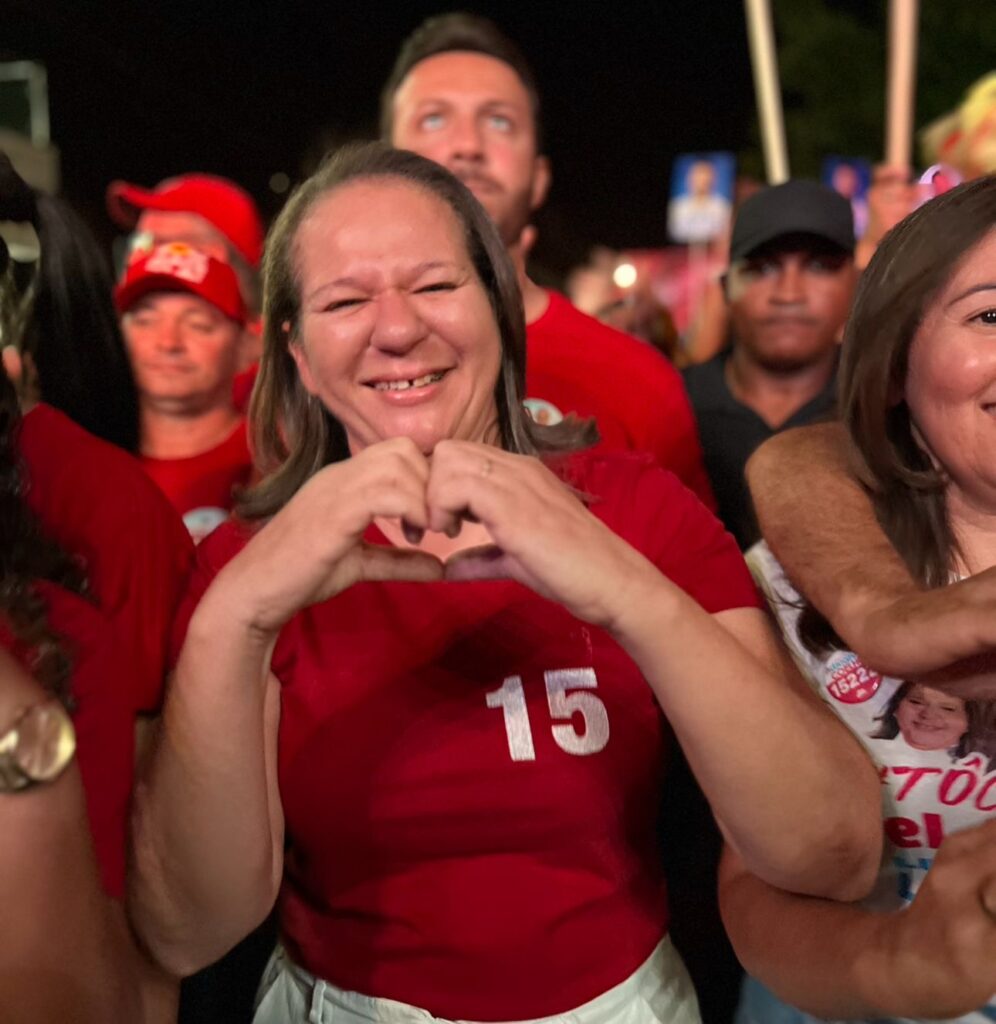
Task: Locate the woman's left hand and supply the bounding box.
[427,440,664,630]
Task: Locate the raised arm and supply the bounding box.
[434,442,881,900]
[747,422,996,677]
[129,439,444,976]
[719,831,996,1021]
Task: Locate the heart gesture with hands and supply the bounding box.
[430,440,663,632]
[224,438,443,635]
[222,437,664,639]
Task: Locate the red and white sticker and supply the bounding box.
[146,242,210,284]
[825,651,882,704]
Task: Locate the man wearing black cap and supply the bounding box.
[684,180,857,549]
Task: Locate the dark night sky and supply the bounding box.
[5,0,756,277]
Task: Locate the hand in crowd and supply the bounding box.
[430,440,662,631]
[221,438,445,634]
[861,817,996,1019]
[224,437,663,638]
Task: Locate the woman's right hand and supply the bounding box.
[863,817,996,1019]
[219,438,444,635]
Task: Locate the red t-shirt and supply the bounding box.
[173,453,756,1019]
[141,420,253,543]
[1,581,133,899]
[526,291,715,508]
[20,404,193,712]
[233,367,256,414]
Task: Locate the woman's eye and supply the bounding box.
[974,308,996,325]
[324,298,364,312]
[416,282,456,294]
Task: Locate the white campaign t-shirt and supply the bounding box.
[749,542,996,1024]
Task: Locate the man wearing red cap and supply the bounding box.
[108,174,265,385]
[115,242,253,541]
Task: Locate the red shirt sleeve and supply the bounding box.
[624,350,717,512]
[20,405,195,713]
[574,453,759,614]
[526,296,716,510]
[169,520,256,668]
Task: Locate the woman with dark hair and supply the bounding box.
[1,156,194,1022]
[0,153,139,452]
[0,363,146,1021]
[1,154,193,722]
[130,143,878,1024]
[873,682,968,753]
[725,176,996,1024]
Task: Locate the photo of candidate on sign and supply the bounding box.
[822,156,871,239]
[667,152,734,244]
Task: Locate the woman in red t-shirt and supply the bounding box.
[0,364,146,1022]
[1,156,191,1020]
[131,144,880,1024]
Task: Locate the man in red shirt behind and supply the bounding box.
[382,13,714,506]
[115,242,253,541]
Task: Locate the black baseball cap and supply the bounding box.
[729,179,855,263]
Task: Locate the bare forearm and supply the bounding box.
[747,424,996,678]
[130,585,281,975]
[719,852,922,1020]
[1,771,142,1023]
[747,423,917,622]
[617,593,880,899]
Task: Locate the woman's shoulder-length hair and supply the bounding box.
[797,176,996,655]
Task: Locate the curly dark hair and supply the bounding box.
[0,372,87,706]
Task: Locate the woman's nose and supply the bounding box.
[370,290,428,353]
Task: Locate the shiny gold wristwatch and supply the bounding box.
[0,699,76,792]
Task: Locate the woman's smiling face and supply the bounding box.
[290,177,502,456]
[905,228,996,512]
[895,684,969,751]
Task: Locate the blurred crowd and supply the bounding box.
[4,12,996,1024]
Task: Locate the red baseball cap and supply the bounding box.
[114,243,247,325]
[107,174,264,267]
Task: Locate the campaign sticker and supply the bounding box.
[183,506,229,544]
[825,651,882,704]
[524,397,564,426]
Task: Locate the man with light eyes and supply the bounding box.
[382,12,716,507]
[683,180,857,549]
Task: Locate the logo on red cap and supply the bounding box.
[114,243,247,325]
[144,243,210,284]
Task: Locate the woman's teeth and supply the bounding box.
[373,372,445,392]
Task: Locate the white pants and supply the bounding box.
[252,938,701,1024]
